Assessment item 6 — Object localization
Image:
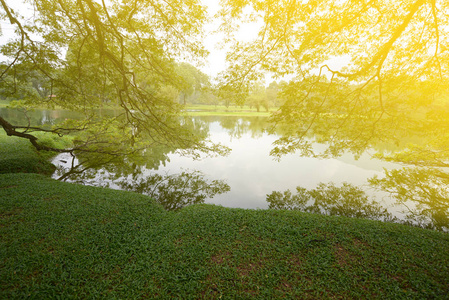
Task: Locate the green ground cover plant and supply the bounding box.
[0,100,10,108]
[0,132,71,175]
[184,104,277,116]
[1,173,448,299]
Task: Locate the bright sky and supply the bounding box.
[201,0,264,79]
[0,0,34,45]
[200,0,227,78]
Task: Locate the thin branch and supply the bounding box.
[329,0,426,79]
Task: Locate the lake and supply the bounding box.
[122,117,399,207]
[2,107,446,230]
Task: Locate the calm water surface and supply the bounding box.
[142,119,400,210]
[0,107,405,217]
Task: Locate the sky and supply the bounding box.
[0,1,34,46]
[200,0,227,78]
[200,0,264,79]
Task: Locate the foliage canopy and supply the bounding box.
[0,0,225,171]
[217,0,448,158]
[3,0,448,163]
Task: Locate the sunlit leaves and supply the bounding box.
[0,0,219,175]
[217,0,449,164]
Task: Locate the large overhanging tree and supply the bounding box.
[217,0,449,229]
[0,0,224,174]
[217,0,448,157]
[4,0,446,164]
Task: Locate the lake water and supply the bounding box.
[130,117,400,209]
[1,107,437,227]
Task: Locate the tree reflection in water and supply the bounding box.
[267,182,395,223]
[55,166,230,211]
[8,107,448,229]
[369,168,449,231]
[268,177,449,231]
[263,72,449,231]
[48,115,231,211]
[117,171,230,211]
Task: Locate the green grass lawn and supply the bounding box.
[1,173,448,299]
[0,132,57,175]
[0,100,10,108]
[184,104,277,117]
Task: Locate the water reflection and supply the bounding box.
[0,107,78,127]
[118,171,230,211]
[267,182,395,222]
[0,106,119,127]
[369,168,449,231]
[267,171,449,231]
[215,116,268,139]
[52,116,213,179]
[2,107,449,230]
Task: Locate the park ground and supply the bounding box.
[1,120,449,299]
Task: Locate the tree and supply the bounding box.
[217,0,448,160]
[216,81,245,108]
[217,0,449,226]
[266,81,280,108]
[176,62,210,105]
[247,82,268,112]
[0,0,223,173]
[0,63,51,101]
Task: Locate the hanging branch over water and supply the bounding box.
[0,0,232,180]
[217,0,449,162]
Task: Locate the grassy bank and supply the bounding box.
[1,122,449,298]
[1,173,448,299]
[183,104,277,117]
[0,132,61,175]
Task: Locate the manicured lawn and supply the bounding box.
[1,173,448,299]
[0,132,57,175]
[0,100,10,108]
[184,104,277,116]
